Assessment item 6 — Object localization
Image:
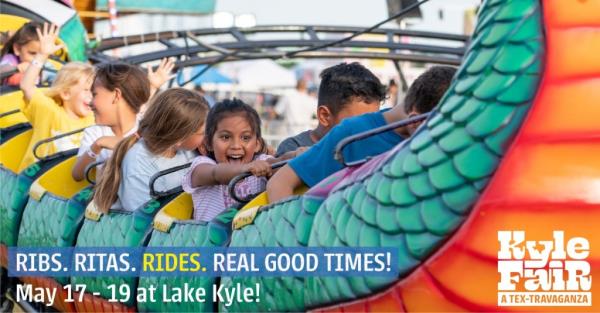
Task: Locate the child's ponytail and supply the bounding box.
[93,134,139,213]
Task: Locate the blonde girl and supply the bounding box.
[19,23,94,171]
[93,88,209,213]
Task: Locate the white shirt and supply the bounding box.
[274,89,317,135]
[112,140,196,212]
[77,125,138,164]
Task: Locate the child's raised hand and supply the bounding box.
[147,57,175,90]
[36,23,63,57]
[243,160,272,177]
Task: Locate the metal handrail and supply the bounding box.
[228,160,287,204]
[149,162,191,198]
[334,113,430,167]
[94,25,469,52]
[0,109,20,119]
[121,40,464,66]
[0,58,62,81]
[84,160,105,185]
[33,127,86,161]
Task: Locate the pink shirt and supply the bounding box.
[1,54,22,86]
[0,53,19,66]
[182,154,272,221]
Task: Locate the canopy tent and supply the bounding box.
[220,59,297,91]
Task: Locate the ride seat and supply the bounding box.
[138,193,234,312]
[0,129,32,265]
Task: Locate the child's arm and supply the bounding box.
[20,57,43,101]
[71,151,95,182]
[268,147,307,164]
[20,23,62,101]
[261,147,307,177]
[190,159,272,187]
[72,136,120,181]
[266,164,303,202]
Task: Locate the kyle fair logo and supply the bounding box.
[497,231,592,307]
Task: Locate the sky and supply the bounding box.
[216,0,481,34]
[97,0,480,39]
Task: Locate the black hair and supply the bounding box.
[1,22,42,57]
[404,65,457,114]
[317,62,386,115]
[203,98,267,158]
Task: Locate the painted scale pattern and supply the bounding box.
[221,196,323,312]
[226,0,550,311]
[71,198,168,311]
[0,168,18,247]
[220,151,394,312]
[138,208,237,312]
[306,0,543,308]
[2,163,41,247]
[315,0,600,311]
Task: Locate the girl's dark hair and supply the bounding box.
[203,98,267,158]
[93,62,150,113]
[1,22,42,57]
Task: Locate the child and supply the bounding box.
[18,24,95,171]
[93,88,209,213]
[71,59,174,181]
[183,99,294,222]
[0,22,42,86]
[276,62,385,156]
[267,66,457,202]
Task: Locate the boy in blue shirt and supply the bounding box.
[275,62,386,156]
[267,66,457,202]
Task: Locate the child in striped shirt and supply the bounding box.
[182,99,294,221]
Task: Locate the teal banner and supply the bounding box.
[96,0,216,14]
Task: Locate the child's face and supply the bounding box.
[179,124,206,151]
[63,75,93,118]
[90,83,117,126]
[14,40,41,63]
[210,114,260,164]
